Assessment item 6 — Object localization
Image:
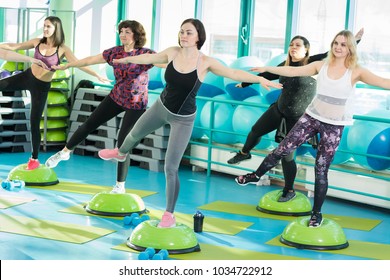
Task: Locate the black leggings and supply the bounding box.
[66,95,144,182]
[0,68,51,159]
[242,103,299,190]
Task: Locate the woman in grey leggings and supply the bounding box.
[98,18,282,228]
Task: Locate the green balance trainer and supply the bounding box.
[280,216,349,250]
[7,164,59,186]
[257,190,312,216]
[47,91,67,105]
[85,192,146,217]
[127,219,200,254]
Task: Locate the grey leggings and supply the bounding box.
[119,98,196,213]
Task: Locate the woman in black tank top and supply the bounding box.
[98,18,282,228]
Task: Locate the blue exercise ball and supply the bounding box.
[200,94,237,144]
[198,58,227,97]
[232,96,274,149]
[148,67,164,90]
[296,145,311,156]
[265,53,287,66]
[160,67,166,86]
[105,65,115,84]
[191,99,207,140]
[147,88,163,108]
[308,127,351,165]
[224,56,263,101]
[264,89,282,104]
[347,109,390,171]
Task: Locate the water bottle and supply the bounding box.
[193,210,204,233]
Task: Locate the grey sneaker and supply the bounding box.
[277,191,296,202]
[110,184,125,194]
[45,151,70,168]
[227,151,251,164]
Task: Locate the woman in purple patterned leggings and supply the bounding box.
[236,30,390,227]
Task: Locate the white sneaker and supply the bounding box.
[110,184,125,194]
[45,151,70,168]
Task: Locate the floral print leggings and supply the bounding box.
[255,113,344,213]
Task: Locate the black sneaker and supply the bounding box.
[277,190,296,202]
[308,211,323,227]
[227,151,252,164]
[235,172,259,186]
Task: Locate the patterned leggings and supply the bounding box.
[255,113,344,213]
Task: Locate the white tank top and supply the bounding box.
[306,63,356,125]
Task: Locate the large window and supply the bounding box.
[200,0,241,64]
[250,0,288,64]
[72,1,117,56]
[353,0,390,113]
[157,0,195,52]
[296,0,346,54]
[126,0,154,49]
[354,0,390,75]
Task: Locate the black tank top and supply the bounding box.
[160,60,202,115]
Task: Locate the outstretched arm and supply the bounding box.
[52,53,105,70]
[358,67,390,89]
[251,60,322,78]
[61,46,109,83]
[207,57,282,91]
[113,47,173,65]
[0,49,48,69]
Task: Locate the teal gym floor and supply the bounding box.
[0,151,389,260]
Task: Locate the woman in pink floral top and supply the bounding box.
[46,20,158,194]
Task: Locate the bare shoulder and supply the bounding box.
[164,46,181,59]
[201,55,220,68]
[310,60,325,74]
[59,44,71,52]
[31,38,41,45]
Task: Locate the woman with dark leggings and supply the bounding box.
[236,30,390,227]
[45,20,157,194]
[228,29,363,202]
[0,16,105,170]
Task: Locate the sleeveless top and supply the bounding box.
[160,55,202,115]
[306,63,356,125]
[34,42,60,72]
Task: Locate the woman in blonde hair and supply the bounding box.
[235,30,390,227]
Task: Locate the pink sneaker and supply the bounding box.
[158,211,176,228]
[26,158,40,170]
[98,148,127,162]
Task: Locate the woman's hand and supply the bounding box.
[355,28,364,41]
[250,67,267,73]
[51,64,69,71]
[259,76,282,91]
[96,74,112,83]
[32,59,49,70]
[112,57,130,64]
